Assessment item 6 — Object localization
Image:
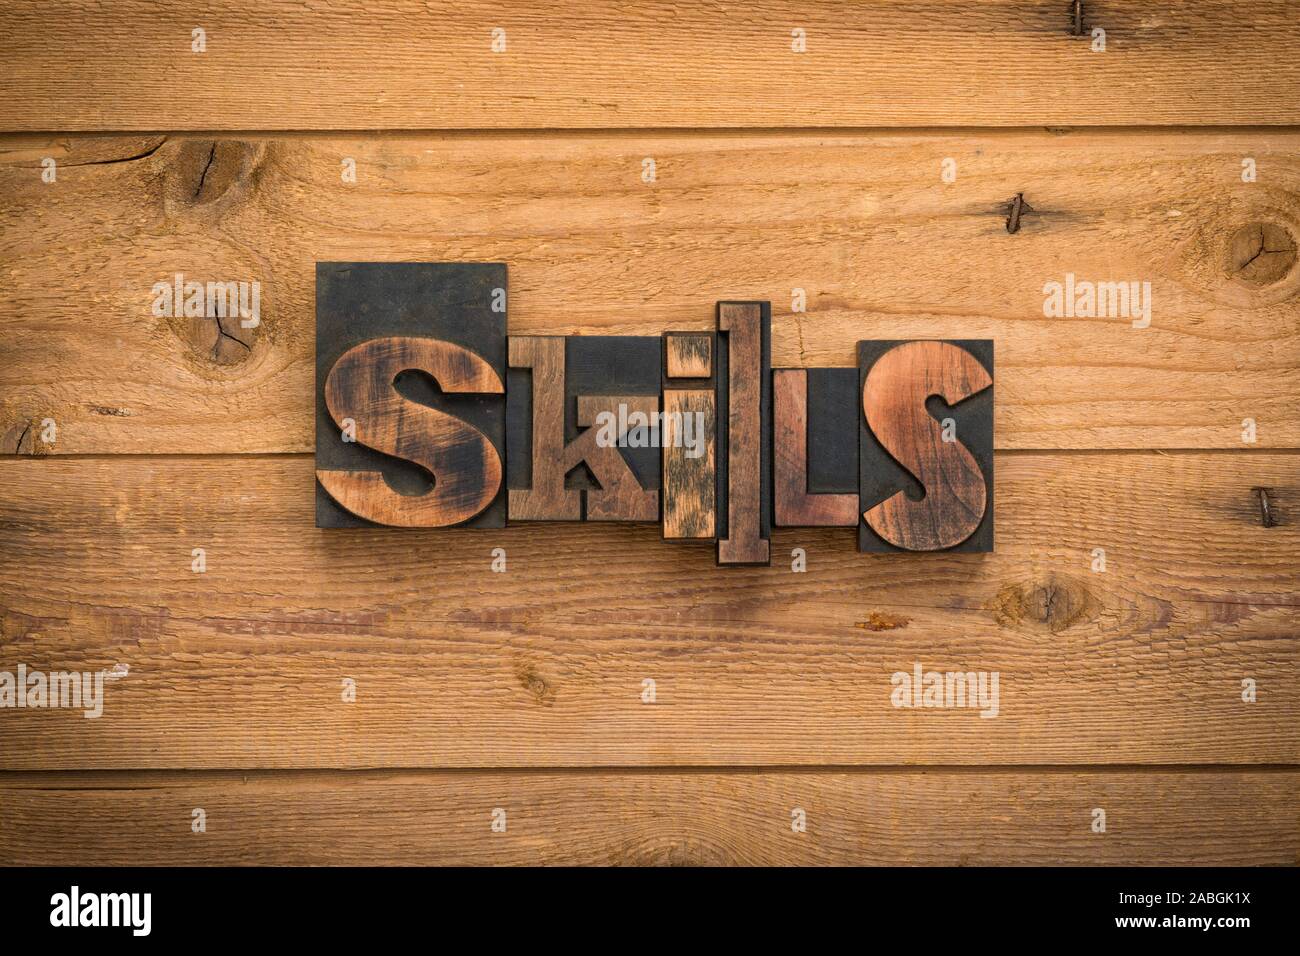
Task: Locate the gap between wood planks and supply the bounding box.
[4,765,1300,789]
[6,126,1300,142]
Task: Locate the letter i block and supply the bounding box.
[857,340,994,552]
[661,332,717,540]
[314,262,508,528]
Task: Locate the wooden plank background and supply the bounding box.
[0,1,1296,865]
[1,452,1296,768]
[3,131,1300,452]
[3,770,1296,866]
[4,1,1300,129]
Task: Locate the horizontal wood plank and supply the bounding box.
[2,131,1298,453]
[3,2,1300,130]
[0,452,1295,769]
[1,769,1294,865]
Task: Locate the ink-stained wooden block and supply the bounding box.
[661,331,716,388]
[858,340,994,552]
[716,301,771,565]
[315,262,507,528]
[507,335,661,521]
[662,388,717,539]
[660,331,717,540]
[664,332,713,379]
[806,367,861,500]
[773,368,858,527]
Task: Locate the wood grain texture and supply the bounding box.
[507,336,581,520]
[2,6,1298,865]
[574,394,660,521]
[2,130,1297,454]
[717,302,770,564]
[664,333,712,379]
[0,452,1295,769]
[773,369,857,527]
[662,389,716,539]
[3,2,1300,130]
[2,769,1295,866]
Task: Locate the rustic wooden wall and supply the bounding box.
[1,1,1297,865]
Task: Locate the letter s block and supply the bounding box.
[858,340,994,552]
[315,262,508,528]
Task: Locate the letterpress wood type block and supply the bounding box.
[315,262,507,528]
[507,335,661,521]
[857,340,994,552]
[662,389,717,539]
[716,302,771,565]
[661,331,717,540]
[664,332,713,379]
[773,368,858,527]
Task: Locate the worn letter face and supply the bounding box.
[315,262,508,528]
[715,302,772,565]
[505,336,662,522]
[858,340,994,552]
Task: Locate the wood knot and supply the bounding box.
[164,140,263,213]
[170,308,255,367]
[3,418,53,456]
[624,837,736,867]
[514,662,556,706]
[1027,581,1088,630]
[988,577,1096,633]
[1227,223,1297,286]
